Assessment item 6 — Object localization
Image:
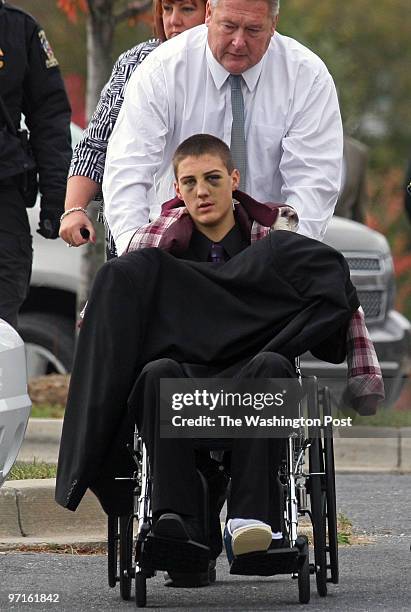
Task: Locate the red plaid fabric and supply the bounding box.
[346,307,384,399]
[127,207,270,251]
[127,208,188,251]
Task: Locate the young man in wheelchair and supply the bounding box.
[56,134,384,586]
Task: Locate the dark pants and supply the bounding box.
[0,182,32,328]
[132,351,297,554]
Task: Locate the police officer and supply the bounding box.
[0,1,71,328]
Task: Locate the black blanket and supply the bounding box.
[55,231,359,513]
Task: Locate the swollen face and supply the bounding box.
[174,154,240,233]
[162,0,206,39]
[206,0,278,74]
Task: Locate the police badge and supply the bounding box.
[38,29,59,68]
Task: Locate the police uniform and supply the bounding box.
[0,1,71,327]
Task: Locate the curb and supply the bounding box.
[2,419,409,547]
[0,478,106,544]
[24,418,63,442]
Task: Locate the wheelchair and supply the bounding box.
[106,375,339,606]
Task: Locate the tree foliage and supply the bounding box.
[281,0,411,168]
[57,0,88,22]
[57,0,153,117]
[58,0,152,25]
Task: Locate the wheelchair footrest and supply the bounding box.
[140,534,210,573]
[230,546,304,577]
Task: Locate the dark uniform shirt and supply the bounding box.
[0,1,71,231]
[0,2,71,327]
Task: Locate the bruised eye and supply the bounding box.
[207,174,222,183]
[182,178,196,187]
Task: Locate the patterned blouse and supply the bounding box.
[69,38,160,184]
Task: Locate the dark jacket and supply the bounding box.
[0,1,71,207]
[55,231,359,514]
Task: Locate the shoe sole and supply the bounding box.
[141,534,210,573]
[232,525,273,557]
[165,560,216,587]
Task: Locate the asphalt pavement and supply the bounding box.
[1,473,410,611]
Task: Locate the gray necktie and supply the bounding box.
[229,74,247,190]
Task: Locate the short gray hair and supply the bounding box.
[209,0,280,18]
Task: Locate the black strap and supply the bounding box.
[0,92,18,135]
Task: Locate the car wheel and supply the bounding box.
[17,312,75,378]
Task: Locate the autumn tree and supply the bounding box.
[58,0,153,116]
[280,0,411,168]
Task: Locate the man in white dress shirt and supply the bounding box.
[104,0,343,255]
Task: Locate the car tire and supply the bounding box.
[17,312,75,378]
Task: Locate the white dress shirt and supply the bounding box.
[103,25,343,255]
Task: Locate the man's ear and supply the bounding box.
[174,181,183,200]
[271,14,279,36]
[231,169,240,191]
[205,0,212,25]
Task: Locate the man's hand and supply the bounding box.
[350,394,380,416]
[59,210,96,246]
[341,388,380,416]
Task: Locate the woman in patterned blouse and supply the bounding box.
[60,0,206,253]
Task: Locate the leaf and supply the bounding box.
[57,0,88,23]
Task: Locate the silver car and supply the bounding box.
[0,318,32,487]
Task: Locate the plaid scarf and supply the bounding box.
[126,190,297,253]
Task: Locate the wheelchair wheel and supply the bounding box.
[297,536,310,604]
[324,426,339,584]
[119,514,133,601]
[135,572,147,608]
[309,437,328,597]
[107,515,119,588]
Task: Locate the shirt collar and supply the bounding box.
[189,223,248,261]
[205,42,265,92]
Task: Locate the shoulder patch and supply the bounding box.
[38,29,59,68]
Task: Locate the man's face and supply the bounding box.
[174,154,240,231]
[205,0,278,74]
